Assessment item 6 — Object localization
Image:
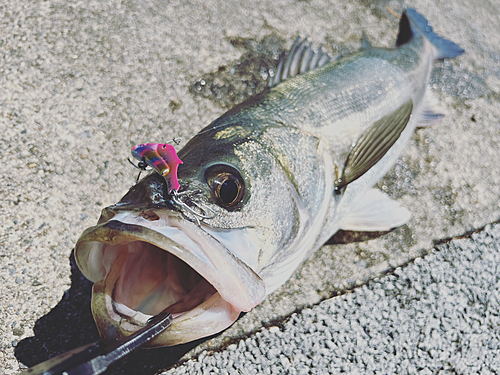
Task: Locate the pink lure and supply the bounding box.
[131,143,183,193]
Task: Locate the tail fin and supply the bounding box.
[396,8,465,60]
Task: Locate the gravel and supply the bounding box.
[163,223,500,375]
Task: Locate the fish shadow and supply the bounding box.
[326,229,391,245]
[14,251,207,375]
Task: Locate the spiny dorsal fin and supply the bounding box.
[335,99,413,192]
[269,37,338,87]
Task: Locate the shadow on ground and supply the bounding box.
[326,229,391,245]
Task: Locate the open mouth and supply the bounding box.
[74,209,266,346]
[102,241,217,317]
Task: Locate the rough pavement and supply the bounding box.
[0,0,499,373]
[163,223,500,375]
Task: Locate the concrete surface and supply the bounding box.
[0,0,498,373]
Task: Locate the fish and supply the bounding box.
[74,8,464,346]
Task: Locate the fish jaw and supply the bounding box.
[74,209,266,346]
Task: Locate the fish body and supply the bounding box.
[75,9,464,346]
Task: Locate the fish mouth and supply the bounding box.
[74,208,266,346]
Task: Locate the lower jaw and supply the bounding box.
[91,281,242,346]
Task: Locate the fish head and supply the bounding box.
[74,123,304,346]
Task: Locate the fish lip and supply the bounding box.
[75,209,266,342]
[91,281,242,346]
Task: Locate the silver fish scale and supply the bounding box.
[186,40,435,286]
[212,52,414,170]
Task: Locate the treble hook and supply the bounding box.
[170,190,216,226]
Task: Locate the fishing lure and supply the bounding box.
[131,142,183,193]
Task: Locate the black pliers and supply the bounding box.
[21,310,173,375]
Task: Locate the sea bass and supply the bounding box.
[74,9,464,346]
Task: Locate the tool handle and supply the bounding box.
[21,310,173,375]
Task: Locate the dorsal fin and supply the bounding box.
[269,37,338,87]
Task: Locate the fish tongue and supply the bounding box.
[121,243,217,315]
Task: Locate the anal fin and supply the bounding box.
[335,99,413,191]
[340,189,411,231]
[416,87,446,127]
[361,33,373,50]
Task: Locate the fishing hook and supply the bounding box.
[170,190,216,226]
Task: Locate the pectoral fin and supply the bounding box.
[335,99,413,191]
[340,189,411,231]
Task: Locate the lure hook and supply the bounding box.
[170,137,182,145]
[170,190,216,226]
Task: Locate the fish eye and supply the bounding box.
[205,165,246,209]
